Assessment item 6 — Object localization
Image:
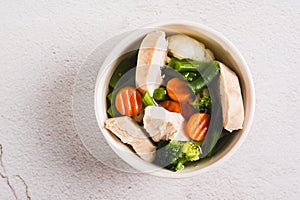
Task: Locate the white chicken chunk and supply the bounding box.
[167,34,214,62]
[105,116,156,162]
[173,125,190,141]
[219,62,245,132]
[143,106,189,142]
[135,31,168,95]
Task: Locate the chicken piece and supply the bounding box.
[219,62,245,132]
[167,34,214,62]
[173,125,190,141]
[143,106,187,142]
[105,116,155,162]
[136,31,168,95]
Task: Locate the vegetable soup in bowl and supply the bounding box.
[95,21,255,178]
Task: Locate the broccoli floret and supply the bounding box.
[199,95,211,112]
[192,95,211,113]
[154,140,201,171]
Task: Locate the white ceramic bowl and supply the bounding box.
[95,20,255,178]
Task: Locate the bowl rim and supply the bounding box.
[94,20,256,178]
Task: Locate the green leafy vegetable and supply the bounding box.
[206,130,231,158]
[199,77,224,158]
[181,71,200,82]
[107,106,113,117]
[107,92,113,103]
[188,61,220,95]
[109,51,138,88]
[109,69,136,117]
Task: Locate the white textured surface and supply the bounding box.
[0,0,300,199]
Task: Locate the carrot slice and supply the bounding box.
[166,78,193,103]
[115,87,143,116]
[160,100,181,113]
[185,113,210,141]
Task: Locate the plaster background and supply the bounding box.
[0,0,299,199]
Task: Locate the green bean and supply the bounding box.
[142,91,157,106]
[168,58,218,72]
[153,88,167,101]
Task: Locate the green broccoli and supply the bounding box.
[192,95,211,113]
[154,140,202,171]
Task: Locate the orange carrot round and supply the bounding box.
[115,86,143,116]
[160,100,181,113]
[166,78,193,103]
[185,113,210,141]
